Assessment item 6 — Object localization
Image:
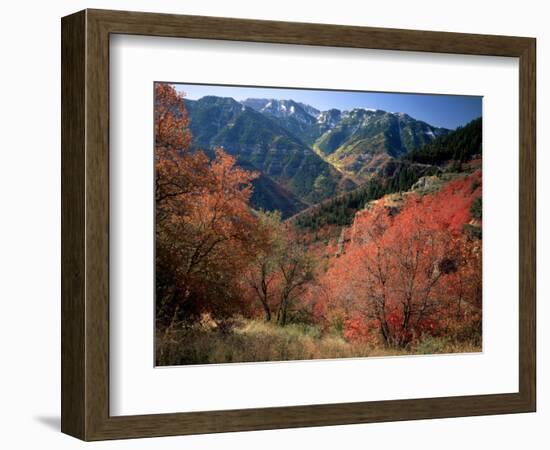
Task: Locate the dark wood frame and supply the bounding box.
[61,8,536,441]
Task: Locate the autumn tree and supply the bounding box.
[243,210,285,321]
[155,83,262,329]
[322,173,483,347]
[275,242,316,326]
[155,83,210,221]
[242,212,317,326]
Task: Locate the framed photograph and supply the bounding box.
[61,9,536,440]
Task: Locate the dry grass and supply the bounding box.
[156,319,480,366]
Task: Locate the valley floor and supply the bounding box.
[156,319,481,366]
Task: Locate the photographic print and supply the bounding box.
[155,82,482,366]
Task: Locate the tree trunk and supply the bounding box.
[261,274,271,321]
[280,304,288,326]
[276,293,289,326]
[262,301,272,322]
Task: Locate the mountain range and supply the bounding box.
[183,95,451,217]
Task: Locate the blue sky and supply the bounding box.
[173,83,482,130]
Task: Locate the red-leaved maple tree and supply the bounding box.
[318,173,482,347]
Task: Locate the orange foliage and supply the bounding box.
[155,84,264,327]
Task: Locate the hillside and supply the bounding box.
[292,117,482,232]
[241,98,320,143]
[292,161,440,231]
[403,117,482,165]
[241,98,449,182]
[185,96,355,206]
[183,95,454,215]
[315,110,448,180]
[237,160,307,218]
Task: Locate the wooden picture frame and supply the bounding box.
[61,9,536,441]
